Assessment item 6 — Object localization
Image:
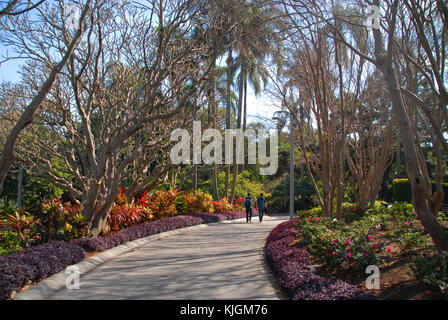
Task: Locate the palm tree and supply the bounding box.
[228,3,275,202]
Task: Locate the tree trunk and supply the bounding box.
[230,61,245,202]
[224,46,233,198]
[211,83,220,200]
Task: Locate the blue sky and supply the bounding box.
[0,45,278,124]
[0,45,24,83]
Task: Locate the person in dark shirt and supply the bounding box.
[244,193,253,223]
[257,193,267,223]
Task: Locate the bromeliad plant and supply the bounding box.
[212,197,234,212]
[107,202,153,232]
[144,187,180,218]
[1,208,37,244]
[232,197,244,211]
[105,187,218,233]
[0,205,41,252]
[183,190,214,214]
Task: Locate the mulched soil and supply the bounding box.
[84,251,101,259]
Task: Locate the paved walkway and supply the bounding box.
[47,215,287,300]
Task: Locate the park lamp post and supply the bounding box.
[17,167,23,209]
[289,111,295,220]
[273,109,295,220]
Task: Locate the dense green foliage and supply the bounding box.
[411,251,448,298]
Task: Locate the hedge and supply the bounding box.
[392,179,448,203]
[265,219,375,300]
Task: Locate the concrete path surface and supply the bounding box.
[45,215,288,300]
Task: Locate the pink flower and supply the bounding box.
[426,290,431,295]
[334,239,338,243]
[308,218,312,222]
[346,246,351,250]
[347,252,352,258]
[346,239,350,245]
[404,222,409,226]
[368,235,372,240]
[332,251,336,255]
[364,253,369,257]
[386,247,391,253]
[373,243,379,248]
[348,236,352,239]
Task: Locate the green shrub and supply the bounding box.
[437,211,448,222]
[411,251,448,298]
[0,230,23,256]
[365,202,415,227]
[297,215,385,271]
[296,206,323,219]
[399,231,429,250]
[175,194,188,214]
[392,179,412,202]
[342,203,365,222]
[392,178,448,206]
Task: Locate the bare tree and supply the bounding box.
[10,0,220,236]
[274,0,447,251]
[0,0,45,20]
[0,0,94,196]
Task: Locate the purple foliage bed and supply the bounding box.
[0,241,84,300]
[72,211,246,252]
[265,219,375,300]
[0,210,245,300]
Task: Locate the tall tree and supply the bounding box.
[0,0,94,196]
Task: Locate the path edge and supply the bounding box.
[258,231,290,300]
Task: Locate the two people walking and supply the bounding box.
[244,193,268,223]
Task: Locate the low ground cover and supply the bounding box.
[291,202,448,299]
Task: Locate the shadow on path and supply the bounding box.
[51,216,288,300]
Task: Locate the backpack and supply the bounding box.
[244,197,252,207]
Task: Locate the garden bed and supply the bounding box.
[313,232,444,300]
[267,202,448,300]
[264,219,374,300]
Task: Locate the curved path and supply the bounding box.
[35,215,287,300]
